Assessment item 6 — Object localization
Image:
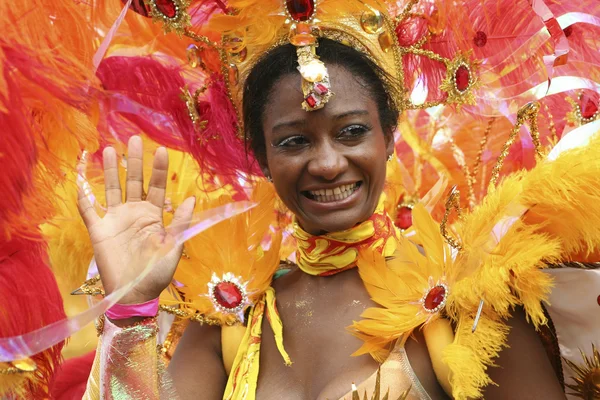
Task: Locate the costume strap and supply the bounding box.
[224,287,290,400]
[293,195,399,276]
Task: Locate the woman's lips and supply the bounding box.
[305,182,360,203]
[300,181,363,210]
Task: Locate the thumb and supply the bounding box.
[168,196,196,237]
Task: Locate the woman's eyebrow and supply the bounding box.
[272,119,304,132]
[334,110,369,120]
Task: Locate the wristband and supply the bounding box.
[105,298,159,320]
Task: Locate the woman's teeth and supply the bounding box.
[308,183,359,203]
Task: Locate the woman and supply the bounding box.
[78,38,567,399]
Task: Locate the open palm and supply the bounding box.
[77,136,195,305]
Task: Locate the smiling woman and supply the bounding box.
[19,0,596,400]
[246,40,397,234]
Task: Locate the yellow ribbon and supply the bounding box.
[223,287,290,400]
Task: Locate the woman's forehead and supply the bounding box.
[264,65,375,129]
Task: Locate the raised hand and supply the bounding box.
[77,136,195,306]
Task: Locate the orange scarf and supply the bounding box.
[293,195,400,276]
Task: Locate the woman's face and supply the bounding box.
[261,65,394,235]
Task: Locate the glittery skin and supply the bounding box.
[83,317,178,400]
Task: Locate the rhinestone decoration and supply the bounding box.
[439,53,479,109]
[378,31,394,52]
[579,92,600,122]
[395,204,414,231]
[147,0,191,35]
[285,0,316,22]
[361,9,384,34]
[419,278,449,314]
[296,46,333,111]
[228,64,239,85]
[155,0,177,18]
[289,23,317,46]
[207,273,251,319]
[454,64,471,93]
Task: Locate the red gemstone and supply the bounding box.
[395,206,413,230]
[123,0,151,17]
[286,0,315,22]
[597,294,600,306]
[155,0,177,18]
[305,94,318,108]
[455,65,470,92]
[214,282,243,309]
[580,92,599,120]
[473,31,487,47]
[314,83,329,95]
[424,285,446,311]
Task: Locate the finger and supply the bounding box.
[103,146,122,208]
[77,185,101,228]
[126,136,144,202]
[168,196,196,237]
[146,147,169,209]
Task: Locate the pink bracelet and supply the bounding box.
[105,298,159,320]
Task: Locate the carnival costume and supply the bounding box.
[2,0,600,399]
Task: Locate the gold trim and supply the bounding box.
[440,186,463,251]
[147,0,191,36]
[71,275,104,296]
[488,102,543,188]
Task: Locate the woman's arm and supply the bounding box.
[483,307,565,400]
[167,322,228,399]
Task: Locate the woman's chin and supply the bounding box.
[302,211,367,235]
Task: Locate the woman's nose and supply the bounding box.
[307,143,348,181]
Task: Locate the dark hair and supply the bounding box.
[243,38,400,164]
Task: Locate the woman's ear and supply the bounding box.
[385,129,395,159]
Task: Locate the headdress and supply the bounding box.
[96,0,483,184]
[3,0,600,398]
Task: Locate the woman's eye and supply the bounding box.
[339,124,370,138]
[276,135,308,147]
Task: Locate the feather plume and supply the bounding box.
[168,181,281,324]
[0,235,66,399]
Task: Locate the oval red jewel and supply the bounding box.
[580,92,599,120]
[214,282,243,309]
[155,0,177,18]
[395,206,413,230]
[597,294,600,306]
[473,31,487,47]
[455,65,470,92]
[286,0,315,22]
[424,285,446,311]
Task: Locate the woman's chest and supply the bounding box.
[251,270,447,400]
[255,271,379,399]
